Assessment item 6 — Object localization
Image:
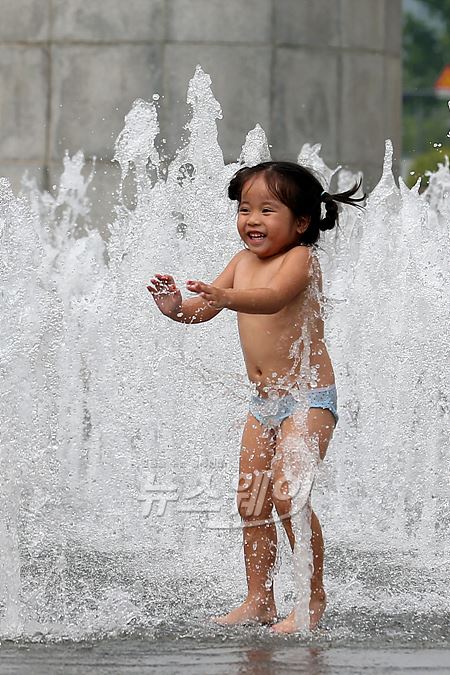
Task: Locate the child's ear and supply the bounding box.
[296,216,310,235]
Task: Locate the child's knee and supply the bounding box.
[272,493,293,521]
[272,472,292,519]
[236,469,273,521]
[238,502,274,522]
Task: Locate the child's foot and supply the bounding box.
[270,591,326,634]
[211,597,277,626]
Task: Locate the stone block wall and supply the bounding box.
[0,0,402,222]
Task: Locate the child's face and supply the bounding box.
[237,175,305,258]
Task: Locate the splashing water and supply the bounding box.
[0,66,449,643]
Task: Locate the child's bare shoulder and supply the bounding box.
[233,248,253,269]
[284,246,322,294]
[213,248,248,287]
[279,245,314,274]
[283,245,313,263]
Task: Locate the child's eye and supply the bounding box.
[262,208,273,213]
[238,207,249,213]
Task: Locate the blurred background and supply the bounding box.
[0,0,448,222]
[403,0,450,185]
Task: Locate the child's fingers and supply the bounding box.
[150,276,164,286]
[155,273,175,284]
[151,274,175,290]
[185,281,201,293]
[147,281,176,295]
[186,279,216,300]
[187,280,209,293]
[150,277,177,292]
[147,283,165,294]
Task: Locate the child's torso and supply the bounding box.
[233,247,335,397]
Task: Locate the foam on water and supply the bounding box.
[0,66,449,642]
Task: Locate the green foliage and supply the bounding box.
[403,0,450,89]
[403,13,442,90]
[403,0,450,158]
[405,146,450,188]
[403,99,450,153]
[423,0,450,29]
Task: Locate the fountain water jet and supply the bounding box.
[0,65,449,641]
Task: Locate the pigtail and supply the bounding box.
[319,200,339,231]
[319,179,365,232]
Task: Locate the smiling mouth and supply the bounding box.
[247,232,266,240]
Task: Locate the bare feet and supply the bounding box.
[211,597,277,626]
[270,591,326,634]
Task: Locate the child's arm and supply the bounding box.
[186,246,311,315]
[147,250,245,324]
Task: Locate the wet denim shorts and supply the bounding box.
[249,384,338,429]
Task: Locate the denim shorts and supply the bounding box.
[249,384,338,429]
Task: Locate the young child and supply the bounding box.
[147,161,363,633]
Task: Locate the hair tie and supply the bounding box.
[320,190,331,203]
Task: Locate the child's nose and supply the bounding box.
[247,211,261,225]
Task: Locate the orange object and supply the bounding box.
[434,65,450,98]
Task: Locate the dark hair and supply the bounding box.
[228,161,365,246]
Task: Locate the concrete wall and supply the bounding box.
[0,0,402,222]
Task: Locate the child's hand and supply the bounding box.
[185,279,228,309]
[147,274,182,317]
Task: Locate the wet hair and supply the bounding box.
[228,161,365,246]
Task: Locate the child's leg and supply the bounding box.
[274,408,333,576]
[271,407,335,632]
[212,414,277,626]
[276,504,325,596]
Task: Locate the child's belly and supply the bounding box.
[238,314,335,396]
